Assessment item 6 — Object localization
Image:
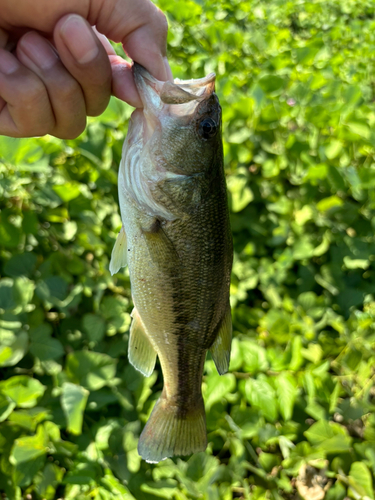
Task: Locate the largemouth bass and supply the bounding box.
[110,64,233,463]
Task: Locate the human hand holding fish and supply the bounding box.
[0,0,234,464]
[110,64,233,463]
[0,0,171,138]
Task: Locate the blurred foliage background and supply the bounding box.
[1,0,375,498]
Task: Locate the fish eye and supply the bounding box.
[198,118,218,140]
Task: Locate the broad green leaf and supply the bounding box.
[3,252,37,278]
[275,372,298,421]
[0,376,46,408]
[245,377,278,422]
[204,372,236,411]
[63,463,98,485]
[0,330,28,367]
[10,426,48,464]
[29,325,64,361]
[0,278,15,310]
[34,463,64,500]
[53,182,81,202]
[82,313,106,343]
[348,462,374,500]
[240,340,268,373]
[8,407,51,431]
[325,140,343,160]
[61,383,89,435]
[65,351,117,390]
[0,392,16,422]
[346,121,370,139]
[304,420,352,453]
[316,195,344,212]
[227,168,254,212]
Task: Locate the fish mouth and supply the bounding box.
[133,63,216,117]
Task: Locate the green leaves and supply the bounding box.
[10,425,48,487]
[65,351,117,390]
[204,371,236,411]
[53,182,82,202]
[275,372,298,421]
[10,426,47,464]
[1,0,375,498]
[0,376,45,408]
[245,377,278,422]
[0,329,28,367]
[227,168,254,212]
[304,421,352,454]
[29,325,64,361]
[349,462,374,500]
[61,383,89,435]
[0,393,16,422]
[82,313,106,343]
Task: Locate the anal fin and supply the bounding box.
[210,303,232,375]
[109,226,128,275]
[129,308,157,377]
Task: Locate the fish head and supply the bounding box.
[133,63,222,176]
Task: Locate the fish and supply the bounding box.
[110,63,233,463]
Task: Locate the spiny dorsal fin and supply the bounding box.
[210,303,232,375]
[109,226,128,275]
[129,308,157,377]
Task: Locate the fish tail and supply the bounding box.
[138,391,207,463]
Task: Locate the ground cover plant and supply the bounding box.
[0,0,375,498]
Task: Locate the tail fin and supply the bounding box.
[138,393,207,463]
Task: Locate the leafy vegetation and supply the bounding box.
[1,0,375,498]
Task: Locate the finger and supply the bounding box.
[120,8,171,82]
[17,31,87,139]
[53,14,112,117]
[92,29,143,108]
[0,48,54,137]
[1,0,171,81]
[110,55,142,108]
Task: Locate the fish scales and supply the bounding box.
[110,64,233,463]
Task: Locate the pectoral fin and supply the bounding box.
[210,304,232,375]
[109,226,128,275]
[129,308,157,377]
[142,219,180,267]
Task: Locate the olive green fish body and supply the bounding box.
[110,65,232,462]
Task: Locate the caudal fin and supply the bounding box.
[138,393,207,463]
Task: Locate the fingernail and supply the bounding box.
[19,32,58,70]
[60,15,99,64]
[0,49,19,74]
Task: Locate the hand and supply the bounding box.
[0,0,172,139]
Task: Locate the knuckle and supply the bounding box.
[19,75,46,109]
[57,78,81,102]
